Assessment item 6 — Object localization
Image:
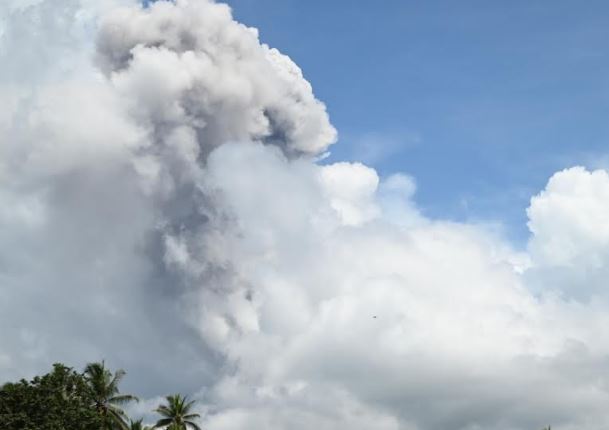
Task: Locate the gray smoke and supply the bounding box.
[96,0,336,157]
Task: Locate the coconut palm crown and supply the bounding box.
[84,361,139,430]
[153,394,201,430]
[129,418,153,430]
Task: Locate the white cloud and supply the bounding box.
[528,166,609,269]
[526,167,609,299]
[320,162,380,226]
[2,1,609,430]
[190,143,609,430]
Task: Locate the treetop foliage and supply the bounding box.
[0,362,202,430]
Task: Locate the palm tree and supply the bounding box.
[84,361,139,430]
[153,394,201,430]
[129,419,153,430]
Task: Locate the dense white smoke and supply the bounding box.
[3,1,609,429]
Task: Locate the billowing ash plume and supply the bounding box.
[96,0,336,157]
[4,1,609,429]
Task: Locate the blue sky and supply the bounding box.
[216,0,609,244]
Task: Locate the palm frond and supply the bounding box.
[111,393,140,404]
[152,418,173,428]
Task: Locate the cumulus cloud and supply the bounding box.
[194,144,609,430]
[528,167,609,268]
[3,1,609,430]
[526,167,609,299]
